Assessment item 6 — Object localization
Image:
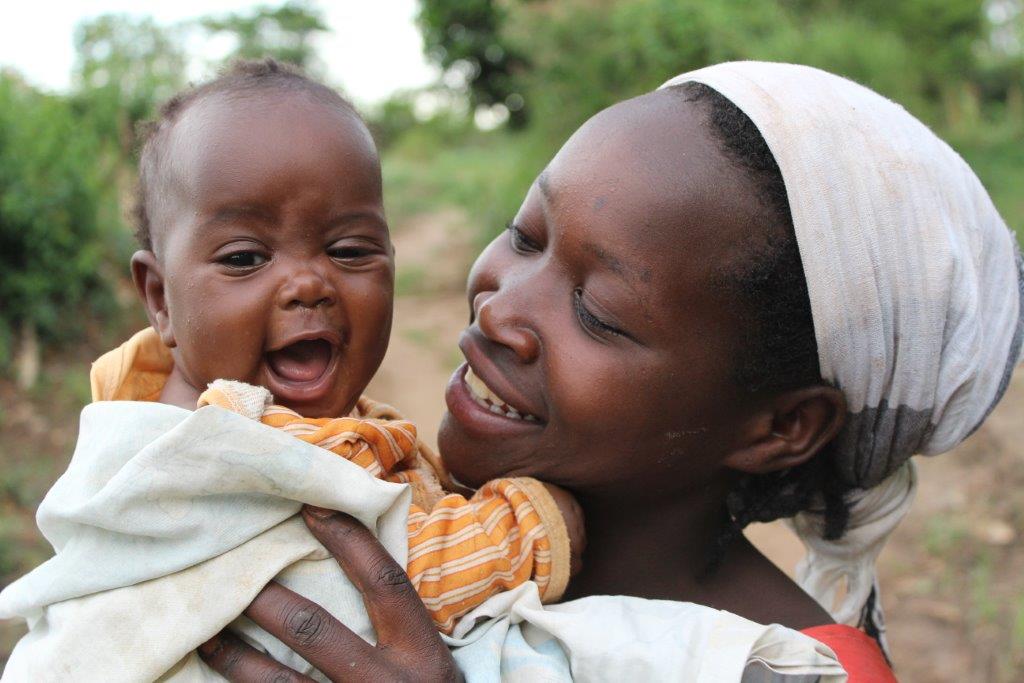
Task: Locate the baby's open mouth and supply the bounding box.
[266,338,333,383]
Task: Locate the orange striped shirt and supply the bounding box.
[91,329,570,633]
[201,386,569,634]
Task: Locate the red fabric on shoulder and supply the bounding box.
[801,624,897,682]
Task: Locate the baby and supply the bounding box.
[105,59,582,634]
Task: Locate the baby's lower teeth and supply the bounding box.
[488,404,504,415]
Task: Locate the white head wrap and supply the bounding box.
[661,62,1023,646]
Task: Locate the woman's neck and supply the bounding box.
[565,483,729,602]
[564,482,834,630]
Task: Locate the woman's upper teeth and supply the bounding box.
[465,366,537,422]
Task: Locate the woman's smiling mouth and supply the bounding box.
[464,366,539,422]
[444,326,547,447]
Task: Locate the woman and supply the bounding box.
[199,62,1022,680]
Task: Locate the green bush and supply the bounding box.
[0,74,118,364]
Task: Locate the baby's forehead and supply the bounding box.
[146,88,377,248]
[165,87,364,157]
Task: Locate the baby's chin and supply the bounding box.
[271,386,359,420]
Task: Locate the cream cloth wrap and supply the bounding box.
[663,62,1023,646]
[0,400,844,681]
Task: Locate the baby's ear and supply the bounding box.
[723,385,846,475]
[130,250,175,348]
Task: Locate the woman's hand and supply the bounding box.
[198,506,462,682]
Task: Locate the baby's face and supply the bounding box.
[141,90,393,418]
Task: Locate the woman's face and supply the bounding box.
[438,90,772,500]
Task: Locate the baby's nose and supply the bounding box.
[279,268,335,310]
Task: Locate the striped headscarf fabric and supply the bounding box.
[661,62,1023,645]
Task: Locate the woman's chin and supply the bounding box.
[436,411,516,490]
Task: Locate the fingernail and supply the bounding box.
[304,505,335,519]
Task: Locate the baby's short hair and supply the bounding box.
[133,58,360,251]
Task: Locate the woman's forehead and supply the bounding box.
[534,91,765,286]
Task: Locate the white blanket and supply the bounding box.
[0,401,844,681]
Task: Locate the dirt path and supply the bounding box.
[372,209,1024,682]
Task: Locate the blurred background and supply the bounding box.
[0,1,1022,679]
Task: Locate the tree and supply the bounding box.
[73,14,187,159]
[200,1,329,72]
[0,74,112,386]
[417,0,530,127]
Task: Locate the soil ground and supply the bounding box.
[2,209,1022,680]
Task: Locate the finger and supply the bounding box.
[244,581,385,679]
[301,506,440,648]
[198,630,314,683]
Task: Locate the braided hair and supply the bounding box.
[133,58,359,251]
[668,82,852,564]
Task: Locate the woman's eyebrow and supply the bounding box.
[582,241,653,322]
[584,241,626,277]
[537,171,555,202]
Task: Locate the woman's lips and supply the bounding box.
[445,363,544,438]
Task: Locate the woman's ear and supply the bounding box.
[723,385,846,474]
[131,250,176,348]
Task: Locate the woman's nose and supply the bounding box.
[277,265,336,310]
[473,289,541,363]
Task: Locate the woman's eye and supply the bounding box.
[574,289,623,338]
[220,251,267,269]
[507,223,541,253]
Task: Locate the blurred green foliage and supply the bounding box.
[418,0,530,127]
[200,1,328,73]
[396,0,1024,241]
[73,15,187,160]
[0,74,118,368]
[0,0,1021,378]
[0,3,325,381]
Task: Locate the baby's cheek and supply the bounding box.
[346,283,393,357]
[179,305,266,386]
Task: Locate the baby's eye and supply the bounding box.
[507,223,541,254]
[328,245,374,261]
[220,251,268,269]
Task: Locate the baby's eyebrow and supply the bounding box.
[201,205,274,229]
[324,210,387,231]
